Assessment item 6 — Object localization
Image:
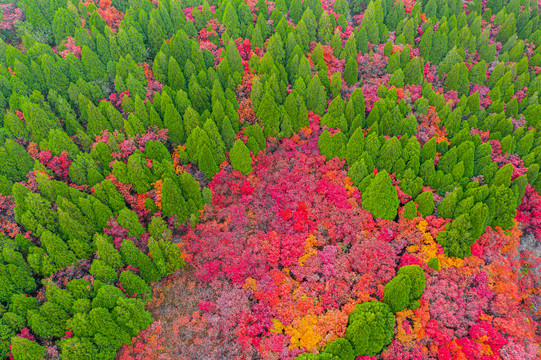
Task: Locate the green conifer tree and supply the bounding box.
[230,139,253,175]
[416,191,435,216]
[362,170,400,220]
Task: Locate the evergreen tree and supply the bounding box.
[41,230,77,270]
[317,12,333,43]
[198,143,220,180]
[81,46,106,82]
[59,337,98,360]
[117,208,145,239]
[223,2,241,39]
[126,152,151,194]
[10,337,46,360]
[404,57,424,85]
[230,140,253,175]
[95,235,123,271]
[346,128,365,164]
[164,103,184,145]
[161,177,188,222]
[445,62,470,96]
[362,170,400,220]
[258,91,280,138]
[416,191,435,216]
[344,57,359,86]
[306,76,327,116]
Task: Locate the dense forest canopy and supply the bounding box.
[0,0,540,358]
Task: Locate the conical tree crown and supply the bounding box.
[361,170,399,220]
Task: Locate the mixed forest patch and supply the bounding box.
[0,0,540,358]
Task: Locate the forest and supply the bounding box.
[0,0,540,358]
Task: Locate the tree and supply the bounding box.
[52,8,78,45]
[383,274,411,312]
[419,25,433,59]
[0,140,34,183]
[377,137,402,172]
[306,76,327,116]
[95,234,123,270]
[322,338,355,360]
[416,191,435,216]
[117,208,145,239]
[90,259,118,283]
[223,2,241,39]
[321,96,347,131]
[346,128,365,164]
[164,104,185,145]
[344,57,359,86]
[397,265,426,304]
[221,117,236,149]
[198,143,220,180]
[385,1,405,31]
[21,101,62,143]
[230,140,253,175]
[257,93,280,139]
[86,102,112,138]
[168,57,185,91]
[470,60,487,85]
[317,12,333,43]
[127,152,151,194]
[161,177,189,222]
[362,170,399,220]
[92,179,125,213]
[41,230,77,270]
[112,297,153,336]
[59,337,98,360]
[346,301,395,356]
[496,15,516,44]
[10,337,45,360]
[119,270,151,300]
[81,46,106,82]
[404,57,424,85]
[445,62,470,96]
[88,307,131,353]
